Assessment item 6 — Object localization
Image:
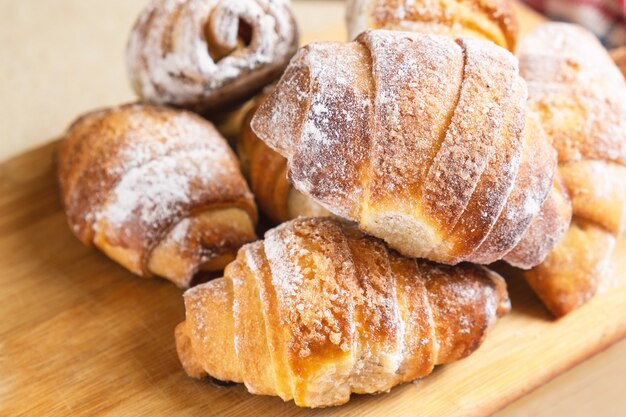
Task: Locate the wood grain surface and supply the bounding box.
[1,2,626,416]
[1,142,626,417]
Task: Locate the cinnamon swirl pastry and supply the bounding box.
[126,0,299,114]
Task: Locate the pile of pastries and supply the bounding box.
[56,0,626,408]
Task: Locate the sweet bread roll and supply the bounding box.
[525,219,616,317]
[251,30,564,268]
[346,0,518,51]
[57,104,258,288]
[238,88,329,223]
[499,176,572,269]
[126,0,299,114]
[518,23,626,316]
[175,217,510,407]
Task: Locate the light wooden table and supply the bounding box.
[1,1,625,415]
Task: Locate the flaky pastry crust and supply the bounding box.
[238,88,329,223]
[57,104,258,287]
[518,23,626,316]
[252,30,564,269]
[346,0,518,50]
[176,217,510,407]
[127,0,299,114]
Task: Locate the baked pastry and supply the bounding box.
[176,217,510,407]
[499,176,572,270]
[126,0,299,114]
[524,219,616,317]
[346,0,518,51]
[251,30,565,268]
[611,47,626,77]
[238,87,330,223]
[518,23,626,316]
[57,104,258,288]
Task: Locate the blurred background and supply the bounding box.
[1,0,625,162]
[1,0,346,162]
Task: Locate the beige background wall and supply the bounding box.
[0,0,343,161]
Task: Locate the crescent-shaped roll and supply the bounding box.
[524,219,617,317]
[518,23,626,316]
[175,217,510,407]
[251,30,565,269]
[238,87,330,223]
[126,0,299,113]
[57,104,258,288]
[346,0,518,51]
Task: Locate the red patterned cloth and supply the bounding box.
[522,0,626,47]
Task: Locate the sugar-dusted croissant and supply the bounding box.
[238,87,330,223]
[611,47,626,78]
[57,104,258,288]
[126,0,299,114]
[346,0,518,51]
[175,217,510,407]
[251,30,566,269]
[518,23,626,316]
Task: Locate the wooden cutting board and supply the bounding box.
[2,4,625,417]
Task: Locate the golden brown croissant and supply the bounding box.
[346,0,518,51]
[518,23,626,316]
[524,219,616,317]
[251,29,566,269]
[57,104,258,288]
[238,88,330,223]
[126,0,299,114]
[175,217,510,407]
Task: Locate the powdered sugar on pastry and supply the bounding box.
[518,23,626,166]
[127,0,299,112]
[252,30,561,268]
[345,0,519,51]
[175,217,511,407]
[57,104,257,287]
[517,23,626,316]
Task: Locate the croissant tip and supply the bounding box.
[175,321,207,379]
[497,296,512,318]
[483,267,512,317]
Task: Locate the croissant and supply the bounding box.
[251,29,566,269]
[175,217,510,407]
[346,0,518,51]
[611,47,626,78]
[524,219,616,317]
[238,87,330,223]
[126,0,299,114]
[518,23,626,316]
[57,104,258,288]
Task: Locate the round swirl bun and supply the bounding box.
[57,104,258,288]
[126,0,299,113]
